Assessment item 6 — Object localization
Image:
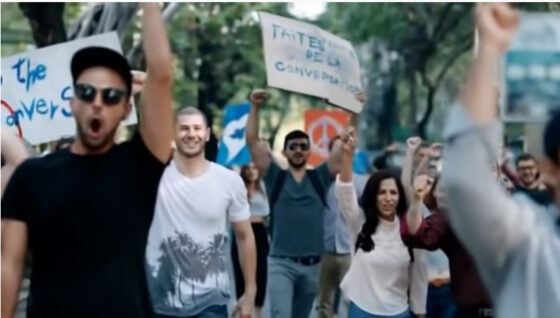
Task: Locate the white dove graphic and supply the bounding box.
[222,113,249,163]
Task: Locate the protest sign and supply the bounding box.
[216,103,251,167]
[1,32,137,145]
[259,12,363,113]
[502,11,560,122]
[304,109,349,166]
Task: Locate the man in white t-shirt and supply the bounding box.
[145,107,257,318]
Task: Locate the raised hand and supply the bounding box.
[131,70,147,95]
[476,3,519,54]
[340,126,357,157]
[412,175,434,202]
[406,137,422,152]
[250,89,269,106]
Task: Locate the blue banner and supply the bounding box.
[353,149,370,175]
[216,103,251,167]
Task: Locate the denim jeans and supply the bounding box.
[427,283,456,318]
[348,302,411,318]
[154,305,227,318]
[267,257,320,318]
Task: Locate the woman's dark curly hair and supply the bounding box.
[355,169,408,253]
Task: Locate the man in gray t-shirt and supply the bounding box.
[246,89,360,318]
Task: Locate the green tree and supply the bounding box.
[324,2,475,140]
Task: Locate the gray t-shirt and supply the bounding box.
[264,161,334,257]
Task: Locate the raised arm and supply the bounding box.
[246,89,271,175]
[401,137,422,201]
[406,175,433,235]
[443,3,529,293]
[334,127,362,234]
[328,91,364,175]
[138,3,173,163]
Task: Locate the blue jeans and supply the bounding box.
[267,257,320,318]
[348,302,411,318]
[427,284,456,318]
[154,305,227,318]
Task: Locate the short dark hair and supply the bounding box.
[516,153,537,167]
[176,106,208,126]
[328,135,342,152]
[544,111,560,165]
[283,130,309,150]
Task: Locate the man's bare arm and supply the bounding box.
[1,126,29,167]
[1,220,28,318]
[231,220,257,318]
[246,89,271,175]
[138,3,173,163]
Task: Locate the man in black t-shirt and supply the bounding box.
[1,4,173,318]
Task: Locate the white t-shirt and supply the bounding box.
[335,176,428,315]
[145,161,250,316]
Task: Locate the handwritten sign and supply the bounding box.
[1,32,137,145]
[501,12,560,122]
[304,109,349,166]
[216,103,251,167]
[259,12,363,113]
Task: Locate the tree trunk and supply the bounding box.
[416,86,436,139]
[19,3,67,47]
[377,78,397,146]
[407,68,417,127]
[196,56,219,162]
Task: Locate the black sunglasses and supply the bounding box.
[288,142,310,151]
[74,83,127,106]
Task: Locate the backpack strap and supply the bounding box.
[267,169,287,238]
[268,169,287,210]
[307,169,327,207]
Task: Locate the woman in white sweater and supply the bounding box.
[335,127,428,318]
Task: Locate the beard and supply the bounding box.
[76,120,117,151]
[287,157,307,169]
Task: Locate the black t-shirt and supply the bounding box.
[1,132,167,318]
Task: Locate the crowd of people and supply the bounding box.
[1,3,559,318]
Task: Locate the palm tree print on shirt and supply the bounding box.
[146,231,228,308]
[203,233,227,288]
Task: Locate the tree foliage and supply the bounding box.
[2,2,559,149]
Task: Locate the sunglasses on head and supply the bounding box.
[288,142,310,151]
[74,83,127,106]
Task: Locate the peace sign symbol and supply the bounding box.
[307,115,344,156]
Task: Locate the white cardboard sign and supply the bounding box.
[259,12,363,113]
[1,32,137,144]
